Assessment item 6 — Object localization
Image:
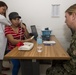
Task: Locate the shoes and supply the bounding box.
[0,73,7,75]
[2,66,10,71]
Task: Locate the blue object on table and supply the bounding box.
[42,30,51,36]
[41,28,52,41]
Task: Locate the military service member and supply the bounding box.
[46,4,76,75]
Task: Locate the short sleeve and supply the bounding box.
[0,14,11,25]
[5,26,11,36]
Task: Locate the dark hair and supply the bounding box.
[0,1,8,9]
[0,1,8,17]
[22,23,26,26]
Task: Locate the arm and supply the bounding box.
[21,24,30,38]
[0,14,11,25]
[6,34,33,45]
[24,27,30,38]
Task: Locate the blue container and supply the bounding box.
[42,30,52,36]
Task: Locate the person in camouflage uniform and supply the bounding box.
[46,4,76,75]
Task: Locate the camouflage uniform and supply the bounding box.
[46,31,76,75]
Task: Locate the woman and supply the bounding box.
[46,4,76,75]
[5,12,33,75]
[0,1,11,75]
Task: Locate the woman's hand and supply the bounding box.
[21,23,26,29]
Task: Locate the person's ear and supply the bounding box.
[72,13,76,20]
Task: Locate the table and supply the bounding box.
[4,35,70,75]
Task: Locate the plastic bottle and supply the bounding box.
[37,35,43,52]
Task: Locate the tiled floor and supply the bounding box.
[3,60,51,75]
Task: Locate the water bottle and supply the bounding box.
[37,35,43,52]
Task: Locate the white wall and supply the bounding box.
[2,0,76,50]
